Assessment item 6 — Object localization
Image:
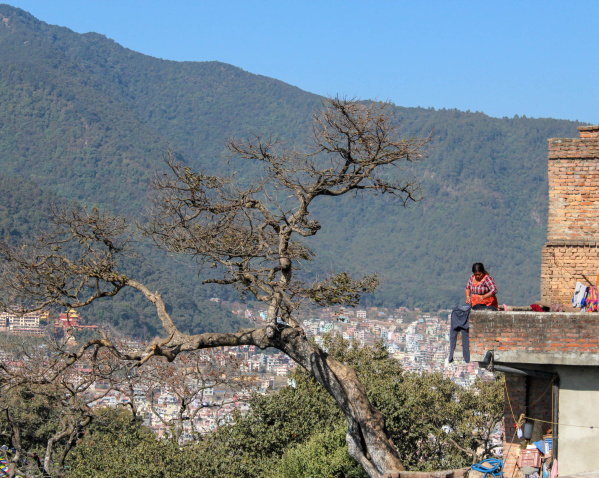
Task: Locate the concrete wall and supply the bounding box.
[556,365,599,475]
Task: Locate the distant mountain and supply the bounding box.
[0,174,249,337]
[0,5,319,211]
[0,4,584,319]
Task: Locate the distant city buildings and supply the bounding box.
[54,308,98,332]
[0,309,44,335]
[0,307,98,335]
[0,299,489,440]
[56,309,80,328]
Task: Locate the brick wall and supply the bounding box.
[540,243,599,306]
[502,374,553,478]
[540,126,599,305]
[546,157,599,241]
[548,139,599,161]
[578,126,599,139]
[486,127,599,475]
[469,311,599,360]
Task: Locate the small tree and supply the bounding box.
[0,99,430,476]
[137,349,256,443]
[0,334,120,476]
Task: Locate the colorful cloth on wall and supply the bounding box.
[587,286,599,312]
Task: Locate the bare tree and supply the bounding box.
[0,334,118,477]
[135,349,256,443]
[0,99,430,477]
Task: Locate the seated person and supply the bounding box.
[465,262,498,310]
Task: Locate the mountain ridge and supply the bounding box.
[0,4,585,316]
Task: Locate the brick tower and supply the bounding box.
[540,125,599,305]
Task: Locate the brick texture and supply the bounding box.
[546,158,599,240]
[485,128,599,476]
[541,127,599,304]
[502,375,553,478]
[540,244,599,306]
[576,125,599,139]
[470,311,599,358]
[548,139,599,160]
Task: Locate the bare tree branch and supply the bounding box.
[0,98,431,477]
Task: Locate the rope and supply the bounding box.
[504,426,518,478]
[504,379,517,426]
[503,380,522,477]
[551,377,554,460]
[505,376,596,429]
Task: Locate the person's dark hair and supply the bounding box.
[472,263,487,274]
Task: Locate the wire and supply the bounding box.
[528,377,553,408]
[522,415,597,429]
[551,378,554,460]
[504,426,518,478]
[503,380,522,478]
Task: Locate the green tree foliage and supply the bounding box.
[0,335,501,476]
[270,424,365,478]
[68,337,500,477]
[0,386,65,474]
[0,334,101,477]
[306,336,503,470]
[65,409,203,478]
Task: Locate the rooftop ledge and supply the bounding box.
[469,310,599,366]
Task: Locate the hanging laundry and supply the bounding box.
[572,282,589,308]
[587,286,599,312]
[448,305,470,363]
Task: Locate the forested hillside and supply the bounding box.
[0,175,247,336]
[0,4,585,322]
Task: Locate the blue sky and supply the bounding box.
[6,1,599,123]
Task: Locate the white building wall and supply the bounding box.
[556,365,599,475]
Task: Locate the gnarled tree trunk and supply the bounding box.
[274,327,404,477]
[112,283,406,477]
